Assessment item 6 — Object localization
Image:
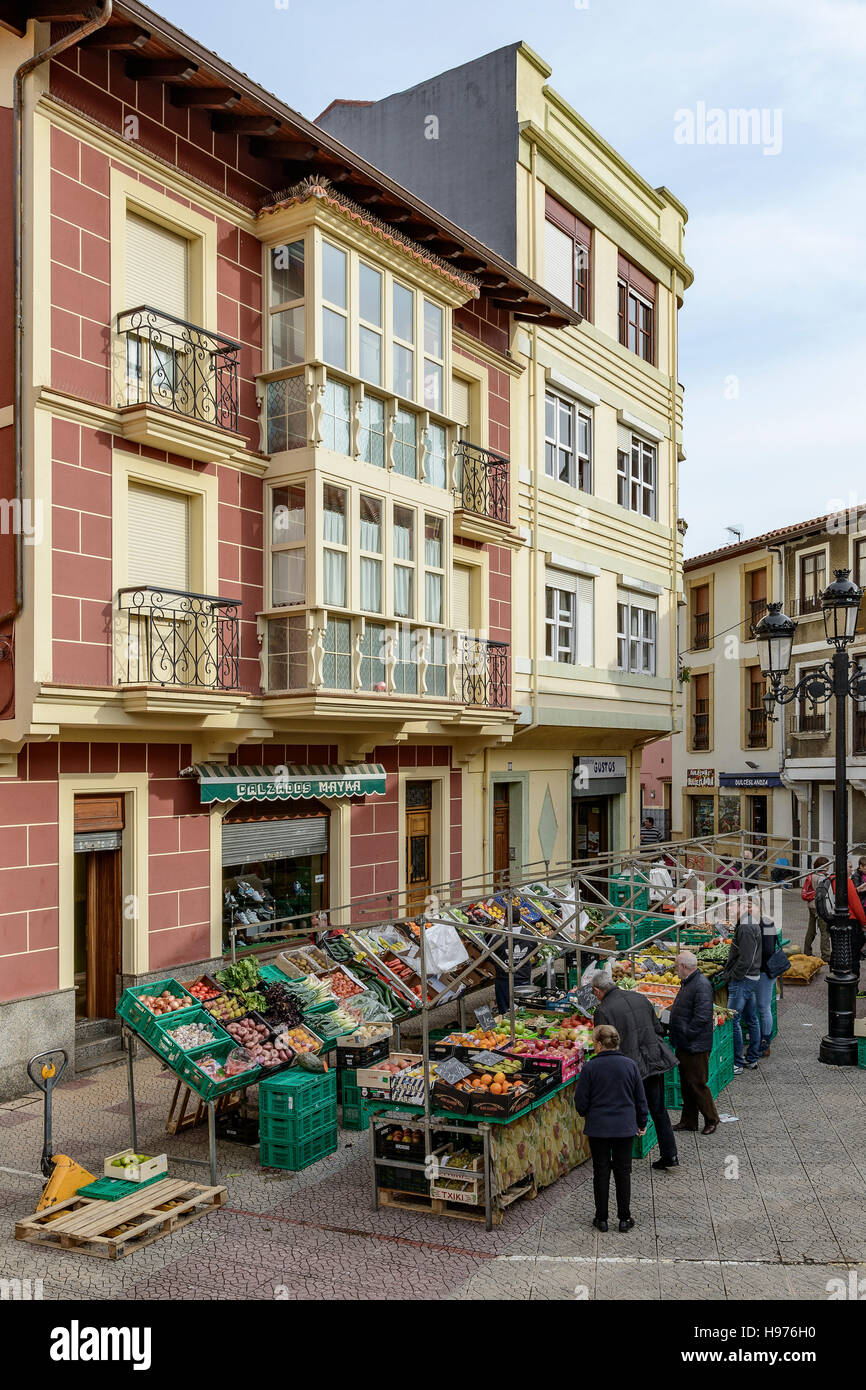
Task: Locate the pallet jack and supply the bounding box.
[0,1049,95,1212]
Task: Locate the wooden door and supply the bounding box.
[405,781,433,915]
[86,849,122,1019]
[493,784,510,885]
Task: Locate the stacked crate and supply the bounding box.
[664,1019,734,1109]
[258,1068,338,1170]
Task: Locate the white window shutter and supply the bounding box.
[126,212,190,320]
[576,576,594,666]
[452,564,472,632]
[544,220,574,306]
[127,484,190,592]
[451,376,471,436]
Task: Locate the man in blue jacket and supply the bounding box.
[667,950,719,1135]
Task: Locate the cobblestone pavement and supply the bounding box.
[3,893,866,1301]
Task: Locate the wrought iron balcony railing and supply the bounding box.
[460,636,509,709]
[117,306,241,433]
[692,612,710,649]
[854,707,866,755]
[692,711,710,750]
[455,441,510,526]
[117,587,241,690]
[748,596,768,632]
[747,706,768,747]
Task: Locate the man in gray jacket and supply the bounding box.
[724,899,762,1072]
[592,974,679,1170]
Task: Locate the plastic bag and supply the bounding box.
[581,957,612,987]
[422,922,469,975]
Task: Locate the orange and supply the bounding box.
[493,1072,506,1085]
[481,1074,493,1086]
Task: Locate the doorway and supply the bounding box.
[405,780,433,914]
[73,795,124,1019]
[575,797,610,860]
[493,783,511,886]
[748,794,768,836]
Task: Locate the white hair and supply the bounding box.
[676,950,698,970]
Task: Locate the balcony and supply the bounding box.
[794,594,823,619]
[453,441,511,541]
[115,307,243,463]
[747,706,767,747]
[748,597,767,633]
[263,613,510,718]
[692,612,709,649]
[692,711,710,750]
[116,587,242,700]
[854,707,866,755]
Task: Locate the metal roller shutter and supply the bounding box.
[543,218,574,306]
[222,817,329,866]
[126,212,190,319]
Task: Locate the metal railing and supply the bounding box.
[748,596,768,631]
[455,441,510,525]
[460,636,509,708]
[692,710,710,750]
[794,593,824,618]
[748,706,768,747]
[117,586,241,690]
[692,612,710,649]
[117,306,241,432]
[856,707,866,756]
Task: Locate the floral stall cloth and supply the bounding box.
[490,1084,589,1193]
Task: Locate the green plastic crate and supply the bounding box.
[633,1115,657,1158]
[151,1008,231,1064]
[609,872,649,912]
[859,1037,866,1069]
[258,1066,337,1119]
[116,978,197,1043]
[77,1172,166,1201]
[178,1039,261,1101]
[341,1101,369,1131]
[260,1126,338,1171]
[665,1020,734,1108]
[260,1105,337,1144]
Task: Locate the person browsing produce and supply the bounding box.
[724,899,762,1073]
[591,972,679,1171]
[574,1023,647,1234]
[667,951,720,1135]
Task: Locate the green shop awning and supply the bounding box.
[181,762,387,805]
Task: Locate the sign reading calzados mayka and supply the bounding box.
[182,763,387,804]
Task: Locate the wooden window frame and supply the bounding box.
[617,254,656,364]
[544,193,592,320]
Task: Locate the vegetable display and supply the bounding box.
[138,990,189,1016]
[165,1021,218,1049]
[261,980,303,1028]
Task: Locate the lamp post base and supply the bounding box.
[819,1034,859,1066]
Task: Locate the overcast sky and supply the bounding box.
[160,0,866,558]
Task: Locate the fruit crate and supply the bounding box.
[260,1105,337,1144]
[608,873,650,912]
[116,978,196,1043]
[376,1162,430,1196]
[151,1008,231,1064]
[260,1126,338,1171]
[258,1066,337,1120]
[665,1021,734,1108]
[634,914,670,945]
[178,1039,261,1101]
[335,1032,391,1071]
[633,1115,657,1159]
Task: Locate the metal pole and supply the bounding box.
[820,648,858,1065]
[125,1030,138,1154]
[419,918,433,1171]
[507,900,516,1045]
[482,1122,493,1231]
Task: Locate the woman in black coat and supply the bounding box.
[574,1024,648,1233]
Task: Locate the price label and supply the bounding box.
[573,984,598,1016]
[468,1050,507,1067]
[436,1057,472,1086]
[474,1005,496,1031]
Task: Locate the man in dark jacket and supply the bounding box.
[592,974,679,1170]
[667,950,719,1134]
[724,900,762,1071]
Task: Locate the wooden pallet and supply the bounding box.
[377,1185,502,1224]
[15,1177,227,1259]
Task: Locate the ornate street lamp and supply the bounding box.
[755,572,866,1066]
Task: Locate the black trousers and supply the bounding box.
[644,1072,677,1162]
[588,1136,633,1221]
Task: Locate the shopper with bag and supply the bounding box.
[802,856,831,961]
[724,899,762,1073]
[668,951,720,1135]
[591,973,679,1171]
[574,1023,647,1234]
[756,910,789,1058]
[814,864,866,989]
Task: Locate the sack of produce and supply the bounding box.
[782,953,825,984]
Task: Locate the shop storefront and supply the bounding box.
[572,756,627,861]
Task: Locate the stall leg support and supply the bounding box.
[482,1124,493,1231]
[125,1031,138,1154]
[207,1100,217,1187]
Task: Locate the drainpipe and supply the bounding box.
[1,1,113,646]
[515,137,540,741]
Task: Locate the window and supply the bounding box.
[617,255,655,363]
[692,673,710,750]
[322,485,347,607]
[321,617,351,689]
[545,570,593,665]
[393,407,417,479]
[452,563,472,633]
[321,241,348,370]
[616,593,657,675]
[423,300,444,412]
[127,483,190,590]
[747,667,767,747]
[747,568,768,629]
[855,537,866,589]
[393,505,415,618]
[424,515,444,624]
[426,628,449,698]
[359,394,385,468]
[268,239,305,369]
[718,793,741,834]
[268,613,307,689]
[854,660,866,754]
[125,214,191,406]
[270,484,305,607]
[799,551,826,614]
[359,495,382,613]
[544,194,591,318]
[392,282,415,398]
[692,583,710,649]
[798,665,827,732]
[617,436,657,519]
[359,621,386,690]
[393,628,419,695]
[544,390,591,490]
[426,421,448,489]
[321,379,350,455]
[358,261,383,385]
